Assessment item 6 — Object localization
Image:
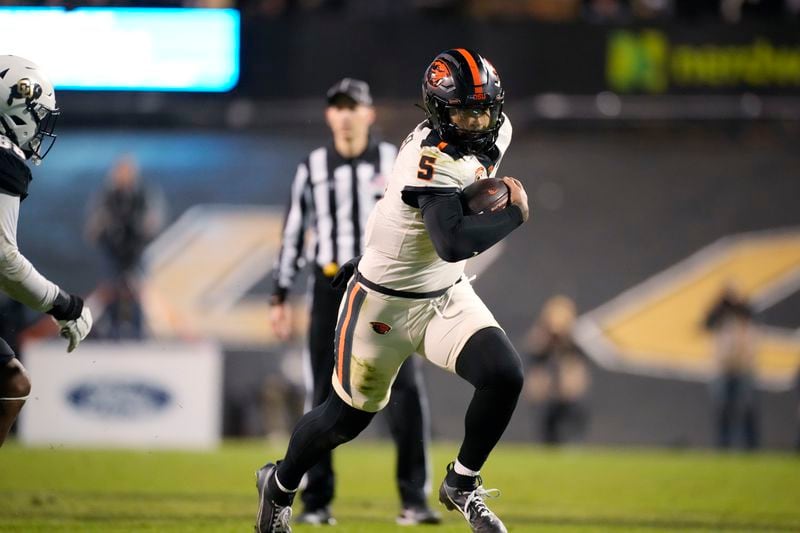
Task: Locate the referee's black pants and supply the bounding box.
[302,267,430,512]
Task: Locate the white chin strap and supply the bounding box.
[0,395,29,401]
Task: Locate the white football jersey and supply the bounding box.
[0,138,60,312]
[359,115,512,293]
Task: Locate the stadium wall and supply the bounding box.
[9,124,799,449]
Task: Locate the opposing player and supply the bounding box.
[0,55,93,447]
[255,48,528,533]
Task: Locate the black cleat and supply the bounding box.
[396,505,442,526]
[255,462,294,533]
[295,507,337,525]
[438,463,507,533]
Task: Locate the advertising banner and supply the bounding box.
[607,28,800,94]
[0,7,240,91]
[19,341,223,449]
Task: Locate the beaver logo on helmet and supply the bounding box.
[428,59,452,89]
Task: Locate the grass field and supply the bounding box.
[1,439,798,532]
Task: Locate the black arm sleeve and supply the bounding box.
[419,192,524,263]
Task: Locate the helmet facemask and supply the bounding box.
[434,100,504,154]
[25,102,59,163]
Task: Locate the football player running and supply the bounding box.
[255,48,528,533]
[0,56,93,447]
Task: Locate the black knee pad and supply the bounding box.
[456,327,524,393]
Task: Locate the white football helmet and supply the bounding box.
[0,55,59,163]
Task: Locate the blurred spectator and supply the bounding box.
[467,0,581,21]
[523,295,591,445]
[704,283,760,450]
[85,155,166,340]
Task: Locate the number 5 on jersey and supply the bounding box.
[417,155,436,180]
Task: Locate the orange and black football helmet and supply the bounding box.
[422,48,504,154]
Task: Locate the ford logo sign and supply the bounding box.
[66,380,172,419]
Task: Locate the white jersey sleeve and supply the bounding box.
[0,191,60,312]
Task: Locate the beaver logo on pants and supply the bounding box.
[370,322,392,335]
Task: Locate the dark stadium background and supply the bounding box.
[8,6,800,449]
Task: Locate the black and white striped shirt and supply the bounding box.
[271,139,397,303]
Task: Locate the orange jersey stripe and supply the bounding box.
[337,283,362,384]
[455,48,484,95]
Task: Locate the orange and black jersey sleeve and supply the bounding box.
[0,141,32,200]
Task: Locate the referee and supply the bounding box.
[269,79,440,526]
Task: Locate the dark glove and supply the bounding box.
[47,291,93,352]
[331,255,362,289]
[46,290,84,321]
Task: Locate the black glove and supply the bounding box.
[331,255,362,289]
[46,290,84,321]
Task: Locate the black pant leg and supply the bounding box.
[385,356,430,507]
[300,269,345,512]
[277,392,376,490]
[454,327,524,471]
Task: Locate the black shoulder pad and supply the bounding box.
[420,130,464,160]
[476,144,501,174]
[0,143,32,200]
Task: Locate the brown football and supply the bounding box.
[460,178,510,215]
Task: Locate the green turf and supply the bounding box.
[1,439,798,532]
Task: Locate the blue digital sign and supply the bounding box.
[0,7,240,92]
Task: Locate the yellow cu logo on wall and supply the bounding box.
[140,205,308,348]
[575,228,800,390]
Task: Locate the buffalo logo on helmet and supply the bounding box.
[7,78,41,105]
[370,321,392,335]
[428,59,452,88]
[475,166,487,180]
